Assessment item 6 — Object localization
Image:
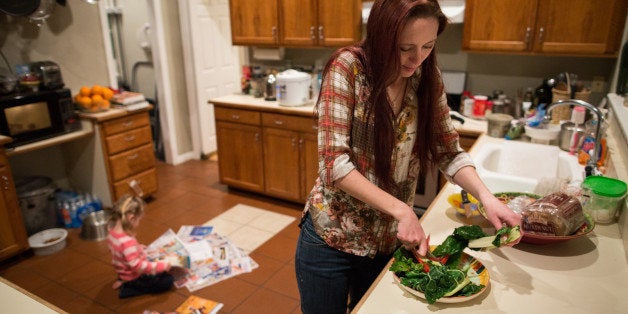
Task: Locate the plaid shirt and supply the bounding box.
[304,51,474,258]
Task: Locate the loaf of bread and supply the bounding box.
[521,192,585,236]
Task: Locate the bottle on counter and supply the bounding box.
[460,91,474,117]
[534,78,554,110]
[522,87,534,116]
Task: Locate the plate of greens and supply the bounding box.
[390,225,521,304]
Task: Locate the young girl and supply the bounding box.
[107,195,177,298]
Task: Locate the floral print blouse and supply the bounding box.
[304,50,474,258]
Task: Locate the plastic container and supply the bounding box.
[582,176,627,223]
[276,69,311,106]
[486,113,513,138]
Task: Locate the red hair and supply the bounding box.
[322,0,448,193]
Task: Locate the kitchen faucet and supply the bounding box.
[545,99,604,177]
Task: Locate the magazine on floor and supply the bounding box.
[145,225,257,291]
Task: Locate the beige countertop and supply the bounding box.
[208,94,317,117]
[353,134,628,313]
[0,277,66,313]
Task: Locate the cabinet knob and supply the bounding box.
[524,27,531,47]
[231,114,240,120]
[124,135,136,142]
[255,133,260,141]
[318,26,324,40]
[122,120,134,127]
[274,120,284,125]
[310,26,316,41]
[538,27,545,44]
[127,153,139,160]
[272,26,277,42]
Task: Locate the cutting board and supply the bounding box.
[497,141,560,181]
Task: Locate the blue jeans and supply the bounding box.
[295,213,392,314]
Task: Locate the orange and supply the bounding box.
[91,94,103,106]
[91,85,104,96]
[102,88,114,100]
[79,86,91,97]
[77,96,92,109]
[99,99,111,110]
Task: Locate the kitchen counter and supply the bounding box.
[0,277,66,313]
[209,94,316,117]
[353,134,628,314]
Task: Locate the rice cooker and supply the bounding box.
[276,69,311,106]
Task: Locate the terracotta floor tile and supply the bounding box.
[230,288,299,314]
[28,249,93,281]
[56,259,115,294]
[238,251,284,286]
[255,234,298,262]
[193,277,258,313]
[113,290,187,314]
[61,295,115,314]
[31,281,80,309]
[82,281,126,310]
[263,260,300,300]
[0,267,51,292]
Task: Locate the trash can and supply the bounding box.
[15,176,58,236]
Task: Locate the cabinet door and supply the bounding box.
[463,0,539,52]
[533,0,626,55]
[0,162,28,261]
[230,0,279,45]
[300,131,318,201]
[263,127,301,201]
[317,0,362,47]
[280,0,318,46]
[216,121,265,192]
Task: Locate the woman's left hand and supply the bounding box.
[481,194,522,245]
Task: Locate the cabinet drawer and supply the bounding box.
[215,107,261,125]
[108,144,156,181]
[262,113,318,133]
[105,125,152,155]
[102,113,150,136]
[113,168,158,201]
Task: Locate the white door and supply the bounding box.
[179,0,243,156]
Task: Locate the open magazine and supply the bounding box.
[145,225,258,292]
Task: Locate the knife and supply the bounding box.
[461,190,473,218]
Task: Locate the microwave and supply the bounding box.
[0,88,81,148]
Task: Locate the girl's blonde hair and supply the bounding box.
[108,194,146,234]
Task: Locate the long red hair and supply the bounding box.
[321,0,448,193]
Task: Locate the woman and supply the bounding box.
[295,0,521,313]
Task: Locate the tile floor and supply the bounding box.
[0,159,305,313]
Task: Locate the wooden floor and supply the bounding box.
[0,159,304,313]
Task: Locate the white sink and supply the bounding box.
[473,141,585,194]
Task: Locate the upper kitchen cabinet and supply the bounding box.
[462,0,627,57]
[229,0,362,47]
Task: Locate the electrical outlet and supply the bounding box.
[591,76,605,93]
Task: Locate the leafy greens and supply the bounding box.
[390,225,520,304]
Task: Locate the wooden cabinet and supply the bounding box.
[215,107,265,192]
[229,0,362,47]
[99,111,158,202]
[261,112,318,202]
[0,149,28,261]
[214,104,317,203]
[462,0,627,56]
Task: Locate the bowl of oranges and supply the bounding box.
[74,85,114,113]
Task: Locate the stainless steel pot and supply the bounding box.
[80,210,110,241]
[559,122,585,152]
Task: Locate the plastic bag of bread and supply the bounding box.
[521,192,585,236]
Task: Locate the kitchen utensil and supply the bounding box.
[559,121,585,152]
[264,73,277,101]
[80,210,111,241]
[28,0,55,26]
[276,69,311,106]
[28,228,68,255]
[461,190,473,217]
[447,192,481,217]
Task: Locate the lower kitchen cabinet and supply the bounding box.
[214,104,317,203]
[0,149,28,261]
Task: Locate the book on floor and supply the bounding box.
[175,295,224,314]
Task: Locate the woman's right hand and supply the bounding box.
[395,207,428,256]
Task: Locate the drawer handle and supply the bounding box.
[231,114,240,120]
[124,135,136,142]
[127,153,139,160]
[122,120,134,127]
[274,120,284,125]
